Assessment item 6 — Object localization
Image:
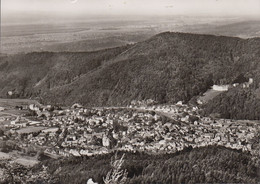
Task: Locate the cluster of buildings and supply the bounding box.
[128,103,259,154]
[212,77,254,92]
[1,102,259,158]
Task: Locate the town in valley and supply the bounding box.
[0,93,259,181]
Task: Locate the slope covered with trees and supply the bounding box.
[1,32,260,118]
[27,146,259,184]
[202,86,260,120]
[202,68,260,119]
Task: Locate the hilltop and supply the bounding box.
[1,32,260,119]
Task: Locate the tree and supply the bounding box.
[0,141,8,152]
[103,153,128,184]
[178,172,185,183]
[0,128,4,136]
[36,150,45,160]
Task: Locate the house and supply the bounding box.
[194,121,199,125]
[37,132,46,142]
[92,132,104,139]
[66,135,77,142]
[159,139,166,145]
[11,116,21,125]
[69,149,81,156]
[102,135,110,147]
[176,101,183,105]
[212,85,229,91]
[29,104,40,111]
[204,133,214,140]
[42,127,59,133]
[71,103,83,109]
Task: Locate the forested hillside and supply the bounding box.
[0,46,129,99]
[1,32,260,118]
[27,146,259,184]
[202,86,260,120]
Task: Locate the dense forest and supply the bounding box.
[202,87,260,119]
[202,69,260,119]
[22,146,259,184]
[1,32,260,119]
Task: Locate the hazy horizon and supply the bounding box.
[2,0,260,25]
[1,0,260,55]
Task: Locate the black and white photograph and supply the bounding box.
[0,0,260,183]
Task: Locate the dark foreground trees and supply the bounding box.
[30,146,259,184]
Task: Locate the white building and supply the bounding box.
[212,85,229,91]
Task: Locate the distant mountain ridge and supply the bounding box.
[1,32,260,119]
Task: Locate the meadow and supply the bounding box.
[0,98,39,117]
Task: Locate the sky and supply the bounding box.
[2,0,260,20]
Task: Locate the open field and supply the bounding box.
[0,98,39,117]
[0,151,39,167]
[14,157,39,167]
[1,20,156,54]
[2,17,260,55]
[198,89,224,103]
[16,126,47,134]
[0,99,39,108]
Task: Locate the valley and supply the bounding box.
[1,24,260,184]
[0,98,259,183]
[1,0,260,183]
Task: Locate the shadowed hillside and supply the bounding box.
[26,146,259,184]
[1,32,260,118]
